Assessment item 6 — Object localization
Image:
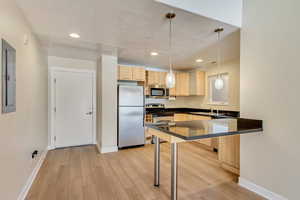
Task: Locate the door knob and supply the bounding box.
[86,112,93,115]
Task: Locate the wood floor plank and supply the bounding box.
[26,144,265,200]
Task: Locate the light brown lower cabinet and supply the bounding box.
[174,113,240,174]
[218,135,240,175]
[174,113,211,121]
[174,113,189,121]
[156,113,240,175]
[174,114,215,149]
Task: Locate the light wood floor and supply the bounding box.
[26,143,264,200]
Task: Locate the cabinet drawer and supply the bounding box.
[190,115,211,120]
[174,114,189,121]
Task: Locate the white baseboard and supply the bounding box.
[17,148,48,200]
[47,145,55,150]
[239,177,288,200]
[100,145,118,154]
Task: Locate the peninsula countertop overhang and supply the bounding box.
[146,118,263,141]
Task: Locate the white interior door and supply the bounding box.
[53,70,94,148]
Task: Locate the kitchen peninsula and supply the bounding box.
[146,118,263,200]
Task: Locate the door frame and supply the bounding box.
[48,67,97,149]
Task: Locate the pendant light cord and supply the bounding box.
[217,31,221,78]
[169,17,172,71]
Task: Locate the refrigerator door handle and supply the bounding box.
[143,107,145,127]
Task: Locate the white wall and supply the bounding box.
[0,0,48,199]
[155,0,242,27]
[240,0,299,199]
[46,43,98,61]
[97,54,118,153]
[193,59,240,111]
[48,56,96,70]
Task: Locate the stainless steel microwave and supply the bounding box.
[150,88,169,97]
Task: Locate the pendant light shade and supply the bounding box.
[165,12,176,88]
[214,27,224,90]
[166,70,176,88]
[215,77,224,90]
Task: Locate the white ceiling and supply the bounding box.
[16,0,240,69]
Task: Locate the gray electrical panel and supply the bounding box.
[2,39,16,113]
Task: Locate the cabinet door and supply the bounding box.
[196,71,205,95]
[174,113,186,121]
[189,115,213,147]
[159,72,167,87]
[181,72,189,96]
[118,66,133,80]
[189,71,205,96]
[132,67,145,81]
[175,73,181,96]
[154,71,161,86]
[147,71,154,85]
[219,135,240,174]
[169,72,176,96]
[147,71,158,86]
[174,113,191,121]
[191,115,211,120]
[176,72,189,96]
[169,87,176,96]
[155,116,174,122]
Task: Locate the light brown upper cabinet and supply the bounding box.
[189,70,205,96]
[169,85,176,96]
[147,71,158,86]
[159,72,167,87]
[132,67,146,81]
[147,71,166,87]
[118,65,145,81]
[168,71,176,96]
[118,65,132,80]
[175,72,189,96]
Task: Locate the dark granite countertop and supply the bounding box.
[146,118,263,141]
[146,107,239,119]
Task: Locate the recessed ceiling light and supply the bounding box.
[69,33,80,38]
[196,58,203,63]
[151,52,158,56]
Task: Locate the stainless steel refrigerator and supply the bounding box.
[118,85,145,148]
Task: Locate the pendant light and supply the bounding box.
[165,12,176,88]
[214,27,224,90]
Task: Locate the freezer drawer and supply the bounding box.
[118,107,145,148]
[118,85,144,106]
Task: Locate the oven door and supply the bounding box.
[150,88,165,96]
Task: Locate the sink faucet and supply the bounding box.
[211,107,220,115]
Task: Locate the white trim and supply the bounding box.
[100,146,118,154]
[47,145,55,150]
[50,66,96,74]
[239,177,288,200]
[49,67,97,149]
[17,148,48,200]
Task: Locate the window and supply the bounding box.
[2,39,16,113]
[208,73,229,105]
